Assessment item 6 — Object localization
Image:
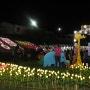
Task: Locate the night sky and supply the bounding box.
[0,1,90,35]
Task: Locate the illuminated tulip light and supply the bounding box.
[0,62,90,89]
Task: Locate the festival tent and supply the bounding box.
[15,40,42,51]
[23,45,42,51]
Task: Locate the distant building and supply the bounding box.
[0,21,74,45]
[0,22,28,35]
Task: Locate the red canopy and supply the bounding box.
[23,45,41,50]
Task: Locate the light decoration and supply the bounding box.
[15,40,33,45]
[58,27,61,31]
[83,25,87,28]
[81,25,90,35]
[15,40,41,50]
[0,37,17,50]
[0,41,10,50]
[89,76,90,79]
[0,62,90,89]
[70,32,86,68]
[74,39,77,42]
[0,37,17,47]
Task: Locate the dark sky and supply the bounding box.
[0,1,90,35]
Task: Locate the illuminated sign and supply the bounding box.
[0,41,10,50]
[0,37,17,47]
[0,37,17,50]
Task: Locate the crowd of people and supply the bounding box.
[38,44,88,69]
[54,44,74,69]
[1,42,87,69]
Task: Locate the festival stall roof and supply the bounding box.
[23,45,41,50]
[15,40,42,50]
[0,37,17,52]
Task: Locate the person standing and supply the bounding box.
[54,44,62,68]
[65,49,71,69]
